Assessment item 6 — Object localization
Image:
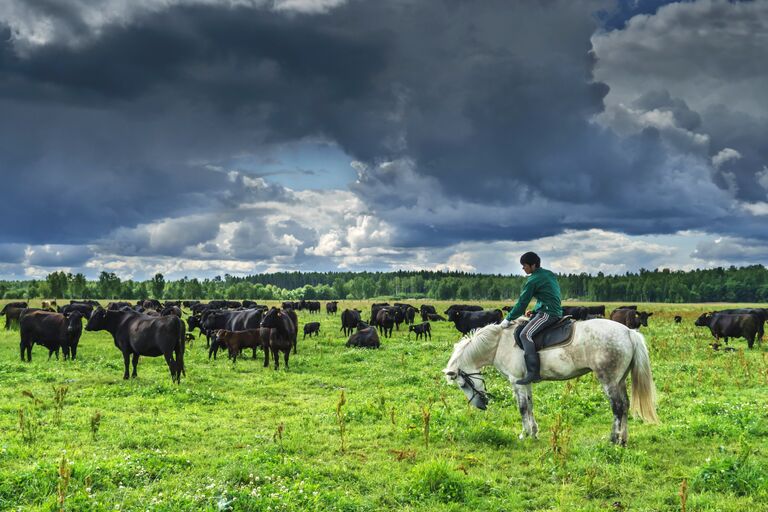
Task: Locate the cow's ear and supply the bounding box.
[647,312,653,316]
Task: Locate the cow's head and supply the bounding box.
[447,309,461,322]
[260,307,282,328]
[637,312,653,327]
[66,311,83,335]
[694,313,711,326]
[85,308,107,331]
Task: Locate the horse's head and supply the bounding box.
[443,324,504,410]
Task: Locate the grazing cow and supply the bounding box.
[420,304,436,322]
[326,301,339,315]
[426,313,446,322]
[447,309,503,335]
[86,308,186,383]
[375,309,395,338]
[444,304,483,315]
[142,299,163,311]
[282,301,298,310]
[182,300,200,308]
[3,306,25,330]
[340,309,362,336]
[562,306,588,320]
[260,308,296,370]
[610,309,653,329]
[715,308,767,340]
[346,324,380,349]
[586,305,606,317]
[305,301,321,314]
[695,313,759,348]
[369,304,389,326]
[674,315,682,323]
[2,301,28,313]
[164,301,181,308]
[303,322,320,339]
[19,310,83,361]
[408,322,431,340]
[617,305,638,310]
[216,328,269,363]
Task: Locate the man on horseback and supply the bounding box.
[499,252,562,384]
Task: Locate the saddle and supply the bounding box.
[513,316,576,351]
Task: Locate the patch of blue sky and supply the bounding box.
[227,139,356,191]
[594,0,689,31]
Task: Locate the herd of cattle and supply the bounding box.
[0,299,765,382]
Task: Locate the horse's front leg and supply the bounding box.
[513,383,538,440]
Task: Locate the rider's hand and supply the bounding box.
[525,310,533,317]
[500,319,511,329]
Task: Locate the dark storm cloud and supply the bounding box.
[1,0,766,265]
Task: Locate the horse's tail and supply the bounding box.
[176,316,186,381]
[629,330,658,423]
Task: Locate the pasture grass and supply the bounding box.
[0,300,767,511]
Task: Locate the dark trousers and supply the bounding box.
[519,312,560,354]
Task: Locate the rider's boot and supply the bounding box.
[516,352,542,385]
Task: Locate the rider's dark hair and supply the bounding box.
[520,251,541,268]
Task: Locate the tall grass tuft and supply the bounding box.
[90,410,102,441]
[336,390,347,453]
[57,454,71,512]
[274,422,285,464]
[679,478,688,512]
[52,385,69,426]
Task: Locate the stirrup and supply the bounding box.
[516,374,541,385]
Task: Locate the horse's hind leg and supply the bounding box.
[602,380,629,446]
[513,383,538,440]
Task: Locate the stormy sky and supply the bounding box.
[0,0,766,280]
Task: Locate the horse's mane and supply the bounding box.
[448,323,504,370]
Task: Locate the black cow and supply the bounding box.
[303,322,321,339]
[71,300,102,307]
[346,324,380,349]
[586,305,606,317]
[715,309,767,340]
[376,309,395,338]
[86,308,186,382]
[562,306,588,320]
[444,304,484,315]
[674,315,682,323]
[3,306,25,330]
[420,304,436,322]
[282,301,299,310]
[448,309,503,335]
[326,301,339,315]
[408,322,431,340]
[107,301,132,310]
[403,306,417,325]
[426,313,446,322]
[59,303,94,319]
[695,313,759,348]
[2,301,28,314]
[141,299,163,310]
[19,310,83,361]
[617,305,638,310]
[340,309,362,336]
[260,308,296,370]
[182,300,200,308]
[610,309,652,329]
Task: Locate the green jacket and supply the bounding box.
[505,268,562,320]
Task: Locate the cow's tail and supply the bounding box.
[628,329,658,423]
[176,316,186,381]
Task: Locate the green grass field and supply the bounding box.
[1,301,766,511]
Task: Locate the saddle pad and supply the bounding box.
[514,317,576,351]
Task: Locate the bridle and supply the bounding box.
[458,369,492,404]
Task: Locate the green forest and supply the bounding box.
[1,265,767,303]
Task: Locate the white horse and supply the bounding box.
[443,319,658,445]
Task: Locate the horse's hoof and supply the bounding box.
[519,432,526,440]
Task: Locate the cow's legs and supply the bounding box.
[122,351,131,379]
[163,352,178,383]
[284,350,289,370]
[131,353,139,378]
[513,383,538,439]
[272,348,279,370]
[263,344,270,368]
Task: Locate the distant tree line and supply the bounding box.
[1,265,766,302]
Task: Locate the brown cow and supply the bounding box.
[610,309,652,329]
[216,328,270,364]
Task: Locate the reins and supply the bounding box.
[458,369,493,403]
